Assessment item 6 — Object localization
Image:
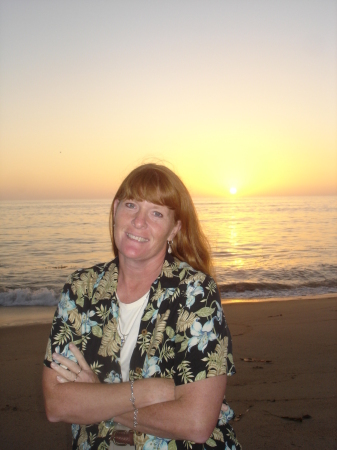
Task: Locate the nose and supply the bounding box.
[132,209,147,228]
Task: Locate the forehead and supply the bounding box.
[119,176,178,208]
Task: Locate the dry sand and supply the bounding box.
[0,296,336,449]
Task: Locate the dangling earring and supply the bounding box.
[167,240,173,254]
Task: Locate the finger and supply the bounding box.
[56,375,72,383]
[69,343,91,370]
[51,362,76,381]
[52,353,80,373]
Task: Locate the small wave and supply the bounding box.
[219,282,292,293]
[302,280,337,289]
[0,288,60,307]
[218,279,337,295]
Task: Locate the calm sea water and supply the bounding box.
[0,197,336,306]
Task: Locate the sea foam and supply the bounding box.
[0,288,59,307]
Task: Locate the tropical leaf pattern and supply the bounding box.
[44,256,240,450]
[176,309,196,333]
[97,318,120,359]
[202,337,229,377]
[147,309,170,357]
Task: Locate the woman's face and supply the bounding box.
[113,199,181,266]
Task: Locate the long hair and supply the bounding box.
[109,163,214,276]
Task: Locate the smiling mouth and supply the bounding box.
[126,232,149,243]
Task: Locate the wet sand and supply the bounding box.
[0,295,336,449]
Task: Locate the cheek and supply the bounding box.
[113,225,123,245]
[114,212,129,231]
[158,225,175,242]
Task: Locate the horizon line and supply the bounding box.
[1,193,337,202]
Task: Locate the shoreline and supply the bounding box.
[222,291,337,304]
[1,292,337,328]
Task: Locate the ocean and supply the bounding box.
[0,196,336,307]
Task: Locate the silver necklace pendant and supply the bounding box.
[118,322,128,348]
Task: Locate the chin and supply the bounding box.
[118,245,147,259]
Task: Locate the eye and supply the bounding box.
[153,211,163,218]
[125,202,136,209]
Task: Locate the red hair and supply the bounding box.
[109,163,214,276]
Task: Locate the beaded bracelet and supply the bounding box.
[130,379,138,430]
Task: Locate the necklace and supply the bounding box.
[117,321,129,348]
[117,291,150,348]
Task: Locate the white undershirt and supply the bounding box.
[118,291,149,382]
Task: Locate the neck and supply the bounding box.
[117,253,166,303]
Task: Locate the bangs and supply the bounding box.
[116,167,180,211]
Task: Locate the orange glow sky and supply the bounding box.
[0,1,336,200]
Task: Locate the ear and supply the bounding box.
[169,220,181,241]
[113,199,120,217]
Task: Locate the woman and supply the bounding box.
[43,163,241,450]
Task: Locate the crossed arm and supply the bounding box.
[42,344,226,443]
[113,375,226,442]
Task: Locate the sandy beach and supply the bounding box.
[0,295,336,449]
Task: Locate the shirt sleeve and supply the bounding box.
[43,272,82,368]
[173,274,236,386]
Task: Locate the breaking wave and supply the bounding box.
[0,288,60,307]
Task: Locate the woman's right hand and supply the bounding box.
[50,343,100,384]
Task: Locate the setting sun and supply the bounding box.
[230,187,237,195]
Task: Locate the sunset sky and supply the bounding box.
[0,0,336,200]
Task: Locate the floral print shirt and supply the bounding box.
[44,255,241,450]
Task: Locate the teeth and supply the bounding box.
[127,233,148,243]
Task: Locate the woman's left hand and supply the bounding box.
[51,343,100,384]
